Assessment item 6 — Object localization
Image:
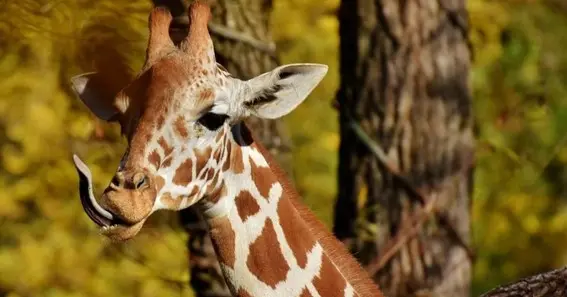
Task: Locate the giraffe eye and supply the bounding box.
[198,112,229,131]
[135,176,147,189]
[133,173,148,189]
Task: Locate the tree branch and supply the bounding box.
[480,267,567,297]
[366,193,438,274]
[347,114,476,273]
[171,16,277,57]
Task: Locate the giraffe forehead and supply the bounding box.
[155,61,227,112]
[130,62,223,122]
[174,83,218,112]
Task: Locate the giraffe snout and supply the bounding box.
[100,173,157,225]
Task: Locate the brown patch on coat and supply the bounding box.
[186,186,200,205]
[158,136,174,156]
[202,167,218,192]
[142,131,152,143]
[195,146,212,174]
[250,157,277,199]
[222,140,232,171]
[188,185,199,197]
[155,176,166,192]
[277,197,316,269]
[198,88,214,103]
[156,115,165,129]
[312,253,347,297]
[162,156,173,168]
[215,130,224,142]
[236,288,253,297]
[247,219,290,288]
[299,288,314,297]
[230,142,245,174]
[207,181,225,204]
[148,150,161,168]
[234,190,260,222]
[209,215,236,269]
[210,168,220,186]
[160,192,184,209]
[174,116,189,138]
[173,158,193,186]
[205,167,215,180]
[213,146,222,162]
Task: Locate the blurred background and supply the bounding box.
[1,0,567,296]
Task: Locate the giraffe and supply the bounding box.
[70,2,384,297]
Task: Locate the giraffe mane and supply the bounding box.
[247,125,384,297]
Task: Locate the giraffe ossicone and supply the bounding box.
[71,2,383,296]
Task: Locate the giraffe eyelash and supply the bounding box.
[198,112,229,130]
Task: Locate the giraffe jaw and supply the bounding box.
[99,219,146,241]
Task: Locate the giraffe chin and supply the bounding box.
[99,219,147,241]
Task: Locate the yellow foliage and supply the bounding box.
[272,0,340,227]
[0,1,190,296]
[468,0,510,69]
[470,1,567,294]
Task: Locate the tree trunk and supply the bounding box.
[154,1,291,296]
[334,1,475,297]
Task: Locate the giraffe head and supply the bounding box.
[70,2,327,241]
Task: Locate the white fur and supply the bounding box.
[212,63,328,121]
[242,63,328,119]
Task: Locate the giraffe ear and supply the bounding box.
[241,63,328,119]
[70,72,122,121]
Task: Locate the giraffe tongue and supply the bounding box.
[72,154,115,227]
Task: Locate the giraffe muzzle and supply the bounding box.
[72,154,118,227]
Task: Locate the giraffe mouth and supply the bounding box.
[72,155,129,229]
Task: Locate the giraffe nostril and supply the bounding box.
[109,182,120,191]
[110,176,122,189]
[108,171,128,191]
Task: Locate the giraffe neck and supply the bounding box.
[200,125,383,297]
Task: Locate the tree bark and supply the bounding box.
[334,1,475,297]
[480,267,567,297]
[153,1,291,296]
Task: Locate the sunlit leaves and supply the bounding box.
[470,0,567,294]
[272,0,340,227]
[0,1,189,297]
[468,0,510,70]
